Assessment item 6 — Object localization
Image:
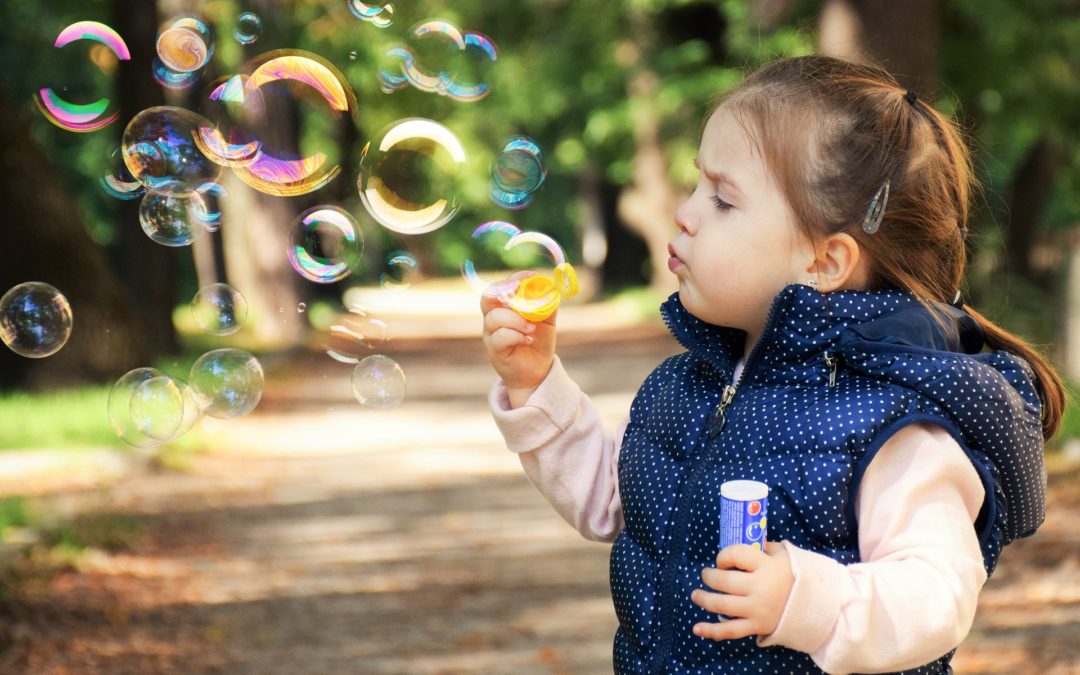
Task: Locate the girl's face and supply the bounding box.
[669,106,815,346]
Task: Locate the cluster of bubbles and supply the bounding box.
[0,282,73,358]
[107,282,263,448]
[28,10,572,425]
[108,348,264,448]
[378,20,497,102]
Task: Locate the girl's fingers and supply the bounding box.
[715,544,765,572]
[487,326,534,352]
[483,307,536,337]
[692,618,756,642]
[690,590,752,618]
[700,567,752,596]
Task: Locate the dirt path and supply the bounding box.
[1,329,1078,674]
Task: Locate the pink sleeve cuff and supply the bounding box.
[489,356,583,454]
[757,541,844,653]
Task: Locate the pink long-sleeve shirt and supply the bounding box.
[490,356,988,674]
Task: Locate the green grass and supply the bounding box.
[0,386,115,449]
[0,496,33,543]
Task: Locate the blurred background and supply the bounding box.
[0,0,1077,672]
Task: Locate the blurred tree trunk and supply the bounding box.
[819,0,941,96]
[0,96,145,390]
[1005,136,1065,286]
[220,0,305,346]
[113,0,179,355]
[616,11,679,296]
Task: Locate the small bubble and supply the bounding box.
[298,302,307,313]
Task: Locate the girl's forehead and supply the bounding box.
[700,109,765,178]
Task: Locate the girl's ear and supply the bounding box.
[806,233,868,292]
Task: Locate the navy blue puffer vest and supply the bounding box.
[611,284,1045,674]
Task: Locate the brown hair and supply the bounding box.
[717,55,1064,440]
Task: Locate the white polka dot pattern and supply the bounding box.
[608,284,1045,674]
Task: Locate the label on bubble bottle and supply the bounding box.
[715,480,769,622]
[719,479,769,551]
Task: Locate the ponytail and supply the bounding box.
[962,303,1066,441]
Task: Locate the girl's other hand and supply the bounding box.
[481,272,557,407]
[690,541,795,641]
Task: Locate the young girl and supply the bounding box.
[481,55,1063,674]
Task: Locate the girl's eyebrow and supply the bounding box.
[692,156,744,198]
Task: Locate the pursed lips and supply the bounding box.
[668,243,685,272]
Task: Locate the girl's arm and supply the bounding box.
[490,355,626,542]
[758,422,988,673]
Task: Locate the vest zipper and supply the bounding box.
[824,351,841,387]
[708,384,737,437]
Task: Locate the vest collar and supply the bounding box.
[660,283,983,384]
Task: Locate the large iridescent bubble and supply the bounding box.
[0,282,73,359]
[201,50,356,197]
[122,106,223,196]
[189,348,264,419]
[287,206,363,283]
[34,21,130,133]
[358,118,466,235]
[348,1,395,28]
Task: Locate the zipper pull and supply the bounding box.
[708,384,737,437]
[824,352,839,387]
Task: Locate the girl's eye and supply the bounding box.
[710,195,733,210]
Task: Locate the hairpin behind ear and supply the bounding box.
[862,179,890,235]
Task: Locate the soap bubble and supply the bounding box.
[109,368,173,447]
[324,306,389,363]
[297,302,307,313]
[101,146,145,200]
[129,375,185,441]
[351,354,406,409]
[461,223,571,318]
[156,15,214,73]
[287,206,363,284]
[192,283,247,335]
[139,191,206,247]
[34,21,130,133]
[234,12,263,45]
[379,251,420,290]
[122,106,224,196]
[152,57,200,90]
[377,21,497,102]
[358,118,466,234]
[460,221,523,298]
[189,348,264,419]
[0,282,73,359]
[193,181,227,230]
[225,50,356,196]
[490,136,546,209]
[348,1,395,28]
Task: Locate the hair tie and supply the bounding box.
[904,90,918,106]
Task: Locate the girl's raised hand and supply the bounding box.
[689,541,795,641]
[481,272,557,407]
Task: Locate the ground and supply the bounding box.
[0,320,1077,674]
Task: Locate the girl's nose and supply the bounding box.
[674,201,694,234]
